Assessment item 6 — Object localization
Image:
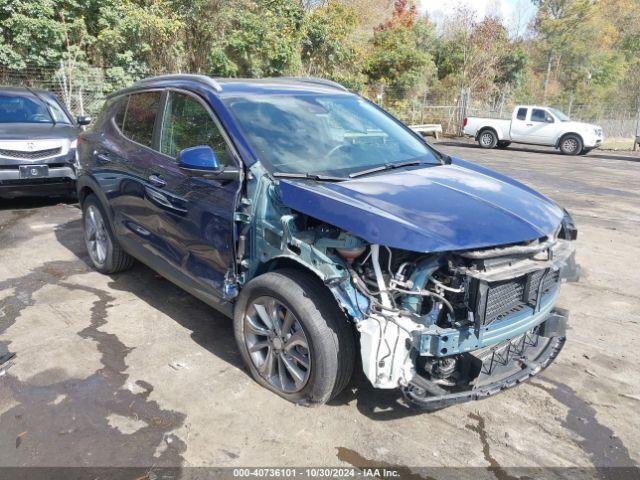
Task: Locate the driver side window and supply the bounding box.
[531,109,553,123]
[160,91,231,166]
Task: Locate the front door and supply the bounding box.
[525,108,557,145]
[150,90,241,298]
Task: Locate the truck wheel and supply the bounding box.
[234,269,355,406]
[559,134,583,155]
[82,194,134,274]
[478,129,498,149]
[497,141,511,149]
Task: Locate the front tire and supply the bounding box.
[559,134,583,155]
[234,269,355,406]
[82,194,134,274]
[478,129,498,149]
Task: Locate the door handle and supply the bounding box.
[96,153,111,163]
[526,123,533,126]
[148,174,166,188]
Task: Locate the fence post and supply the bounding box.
[457,88,470,136]
[635,98,640,152]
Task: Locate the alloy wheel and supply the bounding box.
[562,137,578,153]
[480,132,494,147]
[84,205,109,267]
[244,296,311,394]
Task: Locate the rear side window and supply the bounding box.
[121,91,161,147]
[114,97,128,130]
[159,91,232,166]
[516,108,527,121]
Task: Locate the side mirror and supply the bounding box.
[178,145,221,175]
[545,115,554,123]
[77,115,92,126]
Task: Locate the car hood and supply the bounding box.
[0,123,78,141]
[564,121,600,132]
[278,158,565,253]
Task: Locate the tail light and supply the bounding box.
[463,117,468,127]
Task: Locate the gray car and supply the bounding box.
[0,86,90,199]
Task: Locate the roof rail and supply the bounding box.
[279,77,349,92]
[133,74,222,92]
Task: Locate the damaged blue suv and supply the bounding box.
[77,75,578,408]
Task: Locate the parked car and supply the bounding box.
[77,75,578,408]
[463,105,604,155]
[0,86,90,198]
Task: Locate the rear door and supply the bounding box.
[148,89,241,298]
[100,90,169,257]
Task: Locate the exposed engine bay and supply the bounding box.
[234,170,579,407]
[343,234,576,407]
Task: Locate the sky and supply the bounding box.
[418,0,538,37]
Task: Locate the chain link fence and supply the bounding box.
[411,99,640,149]
[1,62,108,117]
[2,66,639,149]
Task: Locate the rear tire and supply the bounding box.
[497,141,511,149]
[559,134,583,155]
[82,194,134,274]
[234,269,355,406]
[478,129,498,149]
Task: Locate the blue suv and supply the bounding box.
[77,75,578,408]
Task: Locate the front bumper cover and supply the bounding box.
[403,309,567,409]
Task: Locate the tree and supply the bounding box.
[208,0,304,77]
[531,0,596,103]
[301,2,358,79]
[433,7,524,108]
[364,0,434,102]
[0,0,89,70]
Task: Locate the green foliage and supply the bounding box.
[301,3,357,76]
[1,0,640,122]
[208,0,304,77]
[364,21,433,101]
[0,0,89,69]
[95,0,184,78]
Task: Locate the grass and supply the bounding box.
[600,137,638,151]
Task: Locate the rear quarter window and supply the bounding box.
[121,91,161,147]
[113,97,128,130]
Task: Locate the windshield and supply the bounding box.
[0,93,71,124]
[223,94,439,177]
[549,108,571,122]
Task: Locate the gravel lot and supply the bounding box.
[0,140,639,477]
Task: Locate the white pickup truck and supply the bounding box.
[463,105,604,155]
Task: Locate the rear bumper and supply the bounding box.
[403,309,567,409]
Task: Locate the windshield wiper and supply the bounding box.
[273,172,346,182]
[348,160,425,178]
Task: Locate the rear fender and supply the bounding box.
[475,124,505,141]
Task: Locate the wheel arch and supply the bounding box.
[76,175,115,223]
[476,126,501,141]
[556,132,583,149]
[250,255,361,322]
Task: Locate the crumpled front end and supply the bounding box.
[236,167,578,408]
[347,235,578,408]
